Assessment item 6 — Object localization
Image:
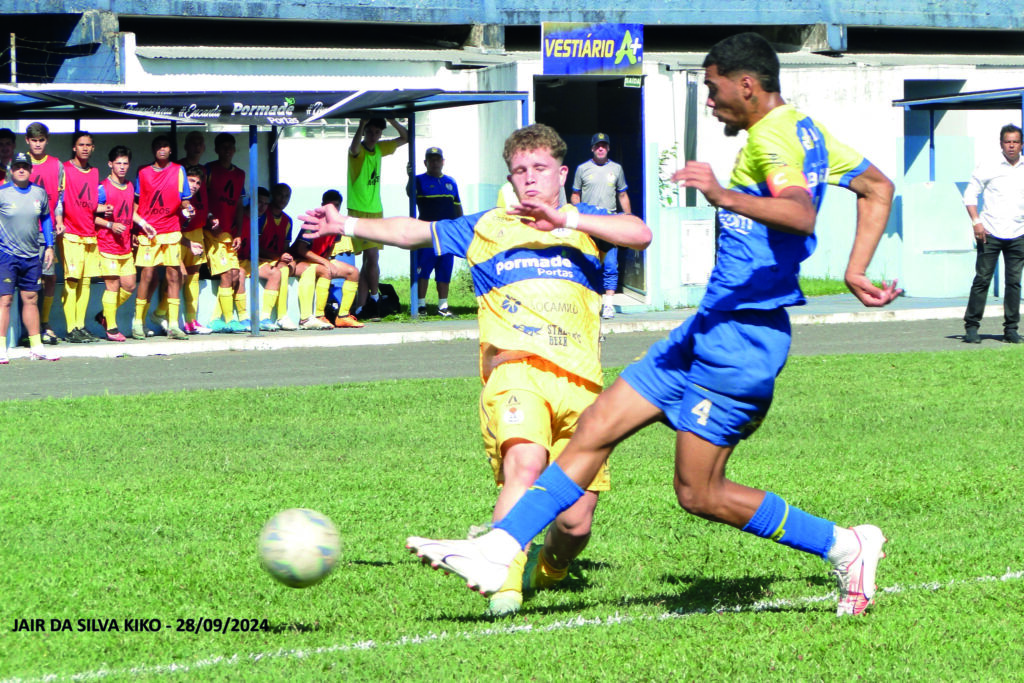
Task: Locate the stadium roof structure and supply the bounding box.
[0,86,528,125]
[893,87,1024,113]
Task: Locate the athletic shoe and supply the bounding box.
[601,304,615,319]
[406,530,520,596]
[29,349,60,361]
[276,316,298,331]
[94,310,107,330]
[0,354,8,364]
[522,544,567,593]
[486,550,527,617]
[131,322,147,340]
[106,330,127,342]
[209,319,230,333]
[1004,330,1021,344]
[149,312,169,336]
[333,314,365,329]
[81,328,101,343]
[259,318,279,331]
[167,326,189,340]
[228,319,249,333]
[417,306,427,317]
[300,316,332,330]
[438,306,453,318]
[833,524,887,616]
[191,322,213,335]
[42,329,59,345]
[66,327,87,343]
[963,328,981,344]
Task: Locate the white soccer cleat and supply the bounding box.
[833,524,887,616]
[406,530,520,596]
[29,349,60,361]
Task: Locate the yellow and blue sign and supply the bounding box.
[542,22,643,76]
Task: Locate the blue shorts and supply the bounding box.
[0,250,42,296]
[620,307,791,446]
[416,247,454,283]
[333,252,356,267]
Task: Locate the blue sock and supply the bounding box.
[494,462,585,549]
[741,491,836,559]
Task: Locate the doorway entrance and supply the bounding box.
[534,76,647,297]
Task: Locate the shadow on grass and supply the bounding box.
[268,621,323,634]
[626,573,833,615]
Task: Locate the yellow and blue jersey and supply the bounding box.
[705,104,870,311]
[431,205,608,385]
[414,173,461,221]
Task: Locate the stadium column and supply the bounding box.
[248,124,260,336]
[408,114,419,318]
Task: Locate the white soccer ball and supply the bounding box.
[258,508,341,588]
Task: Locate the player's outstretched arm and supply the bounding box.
[510,199,652,250]
[299,203,432,249]
[844,164,901,307]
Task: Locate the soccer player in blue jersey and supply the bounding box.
[406,33,901,618]
[301,124,652,615]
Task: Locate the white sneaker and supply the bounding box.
[150,313,169,335]
[601,304,615,319]
[406,529,521,596]
[300,316,332,330]
[192,322,213,335]
[29,349,60,361]
[831,524,887,616]
[0,354,8,365]
[276,316,298,331]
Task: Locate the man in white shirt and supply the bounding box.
[963,124,1024,344]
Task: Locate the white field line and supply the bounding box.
[6,568,1022,683]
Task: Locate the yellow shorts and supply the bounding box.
[347,209,383,253]
[97,252,135,278]
[480,356,608,492]
[204,230,239,276]
[61,237,100,280]
[135,233,182,268]
[239,258,277,278]
[181,229,207,268]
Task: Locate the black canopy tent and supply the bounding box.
[0,85,530,329]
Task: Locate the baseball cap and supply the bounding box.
[11,152,32,169]
[591,133,610,147]
[424,146,443,158]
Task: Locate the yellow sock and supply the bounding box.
[118,288,132,308]
[28,334,42,350]
[338,279,358,317]
[102,290,118,330]
[261,289,279,320]
[168,298,180,329]
[314,278,330,317]
[234,292,248,321]
[75,280,91,329]
[155,288,168,318]
[277,266,290,319]
[183,274,200,323]
[42,295,53,326]
[298,267,317,320]
[217,287,233,322]
[62,280,79,329]
[135,297,148,324]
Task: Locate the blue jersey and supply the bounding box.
[414,173,461,222]
[703,104,870,311]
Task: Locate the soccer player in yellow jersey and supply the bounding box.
[347,116,408,319]
[302,124,651,615]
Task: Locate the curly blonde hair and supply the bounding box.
[502,124,567,169]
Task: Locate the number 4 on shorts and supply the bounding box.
[690,398,712,426]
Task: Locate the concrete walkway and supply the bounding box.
[3,293,998,361]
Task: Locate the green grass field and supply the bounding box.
[2,349,1023,681]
